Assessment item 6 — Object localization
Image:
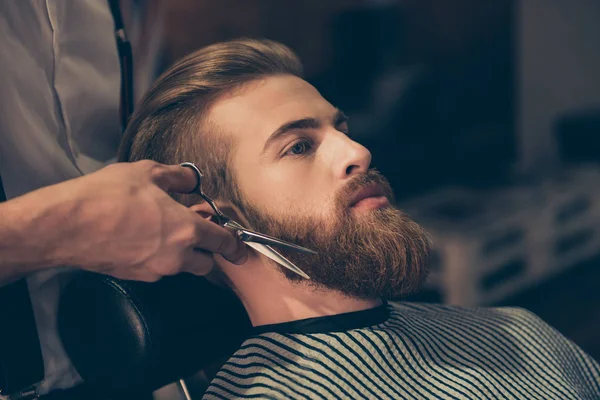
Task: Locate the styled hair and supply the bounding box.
[118,38,303,205]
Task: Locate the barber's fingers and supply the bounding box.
[191,216,248,265]
[147,162,198,194]
[182,248,216,276]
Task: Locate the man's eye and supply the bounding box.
[285,140,313,156]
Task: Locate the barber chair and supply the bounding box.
[57,272,252,399]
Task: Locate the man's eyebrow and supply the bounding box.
[261,117,321,156]
[260,109,348,156]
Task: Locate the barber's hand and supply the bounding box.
[56,160,247,281]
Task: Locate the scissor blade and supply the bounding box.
[223,220,317,255]
[245,242,311,280]
[237,229,317,255]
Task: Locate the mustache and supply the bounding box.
[335,169,395,209]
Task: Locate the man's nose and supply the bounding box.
[335,137,372,179]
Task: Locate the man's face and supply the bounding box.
[208,75,430,299]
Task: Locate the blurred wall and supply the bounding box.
[518,0,600,173]
[162,0,362,77]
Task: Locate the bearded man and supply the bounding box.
[118,38,600,399]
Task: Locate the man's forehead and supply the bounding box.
[207,75,335,142]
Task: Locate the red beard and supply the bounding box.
[239,170,431,300]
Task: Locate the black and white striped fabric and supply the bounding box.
[203,302,600,399]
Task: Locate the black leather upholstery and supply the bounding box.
[58,272,251,396]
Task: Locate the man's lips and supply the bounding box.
[348,183,387,208]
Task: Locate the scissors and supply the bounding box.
[180,162,314,279]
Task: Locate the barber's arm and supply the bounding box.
[0,160,247,286]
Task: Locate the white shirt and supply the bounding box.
[0,1,121,394]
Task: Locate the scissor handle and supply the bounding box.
[180,162,229,224]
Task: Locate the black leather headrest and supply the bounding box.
[58,272,251,395]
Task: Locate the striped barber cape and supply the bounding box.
[203,302,600,399]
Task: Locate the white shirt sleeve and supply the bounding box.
[0,0,121,394]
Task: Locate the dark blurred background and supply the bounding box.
[126,0,600,363]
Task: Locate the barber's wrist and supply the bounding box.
[0,185,76,280]
[30,183,88,270]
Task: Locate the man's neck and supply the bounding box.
[227,260,382,327]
